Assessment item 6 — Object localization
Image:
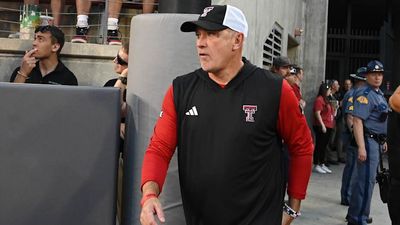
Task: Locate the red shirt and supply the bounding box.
[313,96,335,128]
[141,80,314,200]
[291,83,302,101]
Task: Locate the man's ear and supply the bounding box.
[52,43,60,53]
[232,32,244,50]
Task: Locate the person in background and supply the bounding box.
[286,66,306,113]
[71,0,122,45]
[343,79,353,95]
[326,79,343,165]
[313,82,336,174]
[139,5,314,225]
[340,67,367,206]
[346,60,388,225]
[10,25,77,85]
[387,85,400,224]
[104,41,129,139]
[142,0,157,13]
[103,41,129,223]
[271,56,292,78]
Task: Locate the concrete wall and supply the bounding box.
[302,0,329,119]
[213,0,329,122]
[0,38,120,87]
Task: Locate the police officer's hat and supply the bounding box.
[350,67,367,81]
[366,60,384,73]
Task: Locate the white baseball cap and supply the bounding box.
[180,5,248,37]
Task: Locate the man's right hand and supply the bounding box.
[20,48,38,76]
[140,197,165,225]
[358,147,367,161]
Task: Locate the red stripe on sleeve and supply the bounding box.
[277,80,314,199]
[141,85,178,192]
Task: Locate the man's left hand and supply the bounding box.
[282,212,294,225]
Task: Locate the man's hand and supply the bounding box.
[20,48,38,76]
[140,197,165,225]
[120,123,125,139]
[383,142,388,153]
[121,68,128,77]
[321,125,327,133]
[282,198,301,225]
[282,212,294,225]
[358,147,367,161]
[299,99,306,109]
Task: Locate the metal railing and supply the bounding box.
[0,0,158,44]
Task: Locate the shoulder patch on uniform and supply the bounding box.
[348,97,353,103]
[356,96,369,104]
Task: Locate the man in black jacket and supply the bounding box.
[139,5,314,225]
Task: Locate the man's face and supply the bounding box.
[276,66,290,78]
[285,74,296,85]
[113,48,129,74]
[331,81,340,93]
[32,31,58,59]
[366,72,383,88]
[344,79,352,91]
[195,28,237,74]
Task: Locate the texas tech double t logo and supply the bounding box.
[242,105,257,122]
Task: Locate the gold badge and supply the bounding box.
[348,97,353,103]
[349,106,354,111]
[356,96,369,104]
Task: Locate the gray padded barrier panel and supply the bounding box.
[123,14,199,225]
[0,82,120,225]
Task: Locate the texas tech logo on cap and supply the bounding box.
[201,7,214,17]
[243,105,257,122]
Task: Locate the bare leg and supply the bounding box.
[71,0,91,42]
[24,0,39,5]
[76,0,91,15]
[142,0,155,13]
[108,0,122,19]
[51,0,63,26]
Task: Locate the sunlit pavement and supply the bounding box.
[294,163,391,225]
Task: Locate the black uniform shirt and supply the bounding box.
[388,111,400,180]
[10,60,78,85]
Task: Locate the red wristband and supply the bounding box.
[140,193,158,207]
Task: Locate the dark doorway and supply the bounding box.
[326,0,399,91]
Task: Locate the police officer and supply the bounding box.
[346,60,388,225]
[340,67,367,206]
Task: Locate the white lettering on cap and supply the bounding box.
[201,7,214,17]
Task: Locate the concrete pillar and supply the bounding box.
[302,0,329,123]
[158,0,211,13]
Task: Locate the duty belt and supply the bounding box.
[364,129,387,145]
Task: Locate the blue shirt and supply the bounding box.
[343,88,355,115]
[352,85,388,134]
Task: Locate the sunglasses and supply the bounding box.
[116,53,128,66]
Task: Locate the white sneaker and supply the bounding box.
[314,165,326,174]
[321,164,332,173]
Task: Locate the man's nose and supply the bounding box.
[197,35,206,47]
